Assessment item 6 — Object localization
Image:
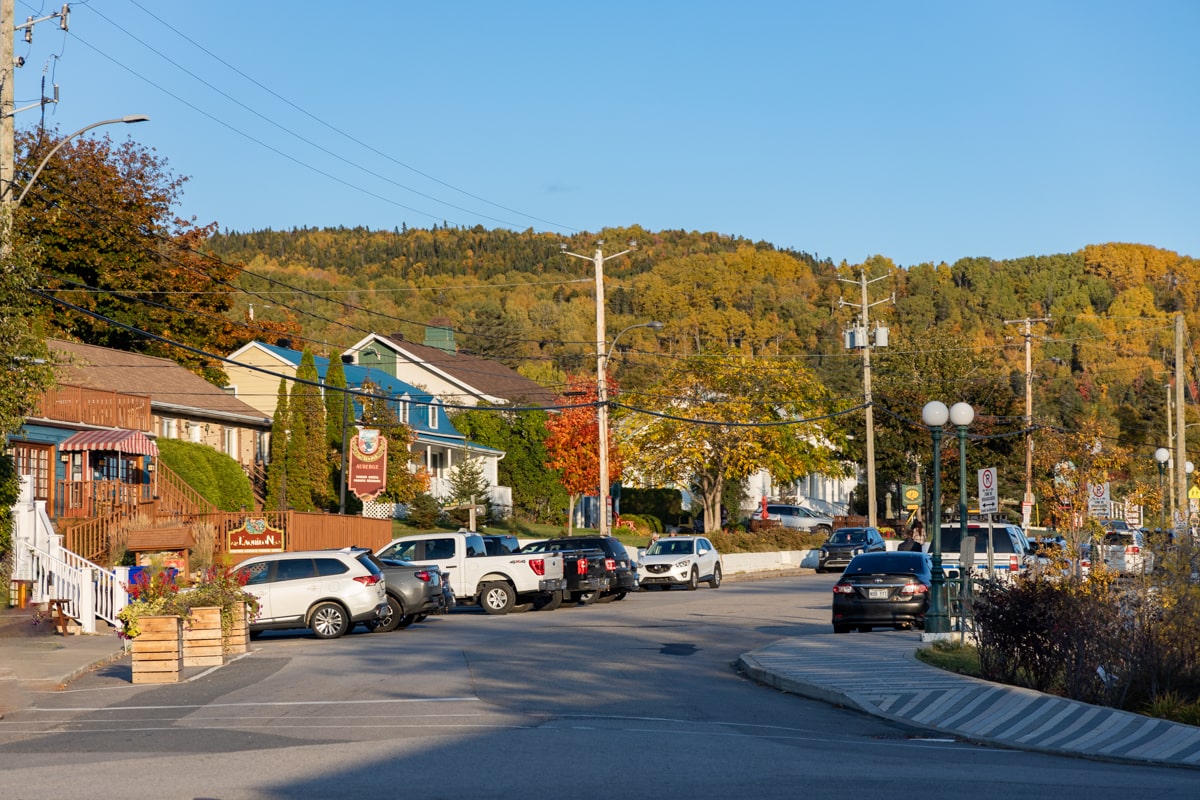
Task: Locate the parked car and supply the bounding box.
[518,541,609,607]
[523,535,639,600]
[639,535,722,590]
[1095,530,1155,575]
[832,550,932,633]
[365,553,450,632]
[765,503,834,536]
[233,547,389,639]
[817,527,886,573]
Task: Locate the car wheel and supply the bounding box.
[309,602,350,639]
[533,591,564,611]
[686,568,699,590]
[816,525,832,537]
[481,582,516,615]
[708,564,722,589]
[395,614,416,629]
[413,614,429,623]
[367,595,403,633]
[815,567,824,574]
[611,591,628,601]
[833,624,850,634]
[510,602,534,613]
[596,591,619,603]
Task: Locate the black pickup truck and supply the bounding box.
[518,541,610,608]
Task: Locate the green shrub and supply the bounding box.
[157,439,254,511]
[405,493,442,529]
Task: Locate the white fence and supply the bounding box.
[11,476,125,633]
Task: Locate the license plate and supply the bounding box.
[868,588,888,599]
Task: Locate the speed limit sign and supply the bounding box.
[978,467,998,514]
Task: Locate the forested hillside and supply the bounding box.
[204,226,1199,515]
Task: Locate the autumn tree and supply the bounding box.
[544,375,617,534]
[451,404,566,523]
[624,353,850,533]
[16,128,245,383]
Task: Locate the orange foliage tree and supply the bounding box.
[544,374,622,534]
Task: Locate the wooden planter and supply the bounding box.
[183,606,223,667]
[131,615,183,684]
[224,601,249,656]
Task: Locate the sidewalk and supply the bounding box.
[739,632,1200,770]
[0,609,127,714]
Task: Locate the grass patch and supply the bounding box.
[916,640,982,677]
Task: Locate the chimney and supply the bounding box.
[424,318,456,354]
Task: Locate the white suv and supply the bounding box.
[765,504,834,536]
[234,548,388,639]
[639,535,722,590]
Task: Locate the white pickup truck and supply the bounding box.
[377,531,566,615]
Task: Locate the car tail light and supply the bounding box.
[1009,555,1019,571]
[528,558,546,576]
[353,574,382,586]
[414,570,433,583]
[576,558,588,575]
[832,583,855,594]
[901,583,929,594]
[1126,545,1140,555]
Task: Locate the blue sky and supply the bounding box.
[15,0,1198,267]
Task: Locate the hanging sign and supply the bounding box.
[348,429,388,502]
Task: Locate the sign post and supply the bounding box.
[977,468,998,515]
[348,429,388,503]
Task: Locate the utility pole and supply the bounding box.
[1004,316,1050,530]
[1176,313,1187,528]
[562,239,637,536]
[839,270,892,528]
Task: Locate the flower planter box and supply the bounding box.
[131,615,182,684]
[224,601,249,656]
[183,606,223,667]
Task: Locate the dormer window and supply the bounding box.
[399,393,410,424]
[428,399,439,429]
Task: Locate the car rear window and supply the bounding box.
[845,553,927,575]
[351,553,382,575]
[1103,533,1135,546]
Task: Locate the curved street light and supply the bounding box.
[14,115,150,208]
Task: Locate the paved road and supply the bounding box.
[1,575,1196,798]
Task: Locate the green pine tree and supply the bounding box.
[286,380,315,511]
[295,350,329,508]
[264,378,289,511]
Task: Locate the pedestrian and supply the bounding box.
[897,528,922,551]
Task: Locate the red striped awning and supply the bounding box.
[58,429,159,456]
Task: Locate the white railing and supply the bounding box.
[11,476,124,633]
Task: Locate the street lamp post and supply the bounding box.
[12,115,150,208]
[922,401,950,635]
[951,402,975,549]
[562,240,639,536]
[338,354,356,515]
[1155,447,1170,532]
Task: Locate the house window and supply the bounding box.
[188,422,202,443]
[160,417,177,439]
[399,394,409,424]
[223,427,237,457]
[11,442,51,501]
[428,400,439,429]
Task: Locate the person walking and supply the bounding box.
[898,523,923,552]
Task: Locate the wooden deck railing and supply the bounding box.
[54,478,154,519]
[33,384,152,431]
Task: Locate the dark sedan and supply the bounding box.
[831,551,931,633]
[366,555,450,632]
[817,526,887,573]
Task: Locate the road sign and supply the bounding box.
[978,468,998,515]
[1087,481,1110,516]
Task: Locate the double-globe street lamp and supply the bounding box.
[920,400,974,635]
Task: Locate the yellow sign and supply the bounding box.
[1189,485,1200,500]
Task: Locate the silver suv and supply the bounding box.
[928,523,1033,580]
[765,503,834,536]
[234,548,388,639]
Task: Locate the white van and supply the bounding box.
[925,522,1033,580]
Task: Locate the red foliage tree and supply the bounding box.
[544,374,622,533]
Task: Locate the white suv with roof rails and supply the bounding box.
[925,522,1034,580]
[233,547,388,639]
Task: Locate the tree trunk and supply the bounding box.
[566,494,578,535]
